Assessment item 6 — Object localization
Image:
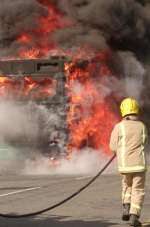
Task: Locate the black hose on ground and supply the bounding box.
[0,154,116,218]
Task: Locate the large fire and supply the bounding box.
[17,0,71,59]
[0,0,119,157]
[0,76,56,100]
[65,52,118,155]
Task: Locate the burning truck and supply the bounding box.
[0,54,118,166]
[0,57,69,164]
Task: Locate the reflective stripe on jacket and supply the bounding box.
[109,118,148,173]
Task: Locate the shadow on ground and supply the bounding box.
[0,215,119,227]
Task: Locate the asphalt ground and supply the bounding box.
[0,173,149,227]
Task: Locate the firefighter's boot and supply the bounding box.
[130,214,142,227]
[122,203,130,221]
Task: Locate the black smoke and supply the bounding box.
[0,0,150,56]
[50,0,150,126]
[51,0,150,56]
[0,0,48,56]
[0,0,150,124]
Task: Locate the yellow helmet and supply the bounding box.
[120,98,139,117]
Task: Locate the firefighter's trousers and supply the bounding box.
[122,172,146,217]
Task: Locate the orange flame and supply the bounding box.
[0,76,56,100]
[17,1,71,59]
[65,51,119,155]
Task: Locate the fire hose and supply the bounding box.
[0,154,116,218]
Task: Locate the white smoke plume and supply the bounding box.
[0,100,67,174]
[23,149,116,175]
[117,51,145,102]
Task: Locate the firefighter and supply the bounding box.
[109,98,148,227]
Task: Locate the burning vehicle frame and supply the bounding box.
[0,56,72,162]
[0,54,119,165]
[0,56,102,161]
